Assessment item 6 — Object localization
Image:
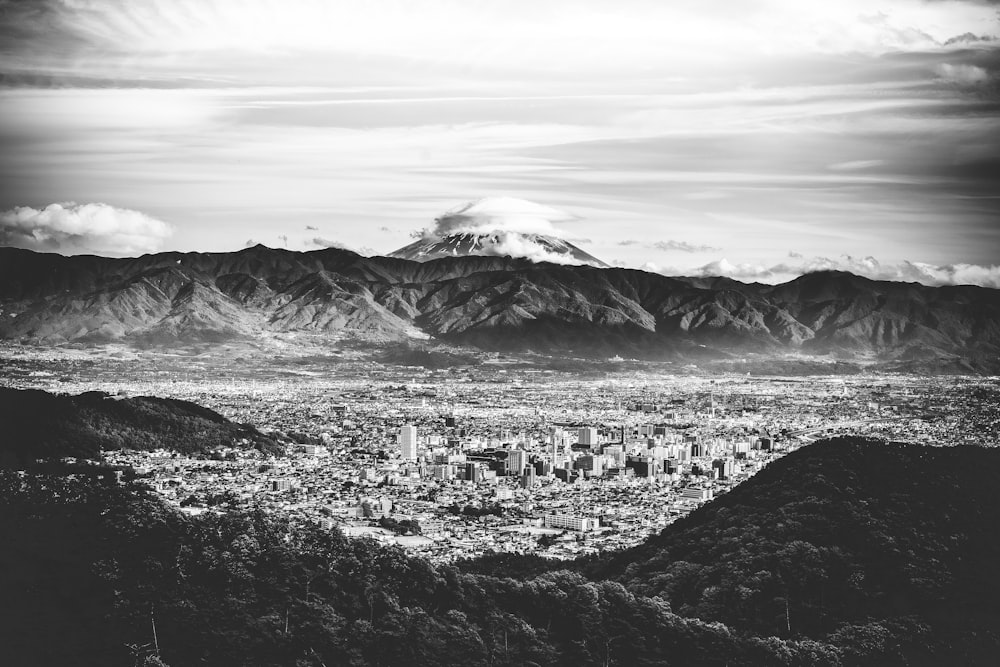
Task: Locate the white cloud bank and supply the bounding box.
[680,255,1000,288]
[0,202,173,256]
[478,232,583,266]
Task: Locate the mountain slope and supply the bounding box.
[1,246,998,366]
[0,387,281,466]
[595,437,1000,663]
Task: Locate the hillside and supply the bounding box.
[1,246,998,369]
[595,437,1000,664]
[0,388,281,466]
[0,468,845,667]
[1,426,999,664]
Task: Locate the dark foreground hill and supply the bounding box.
[2,246,998,369]
[1,434,999,666]
[0,387,280,466]
[596,438,1000,664]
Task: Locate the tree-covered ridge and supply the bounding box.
[595,437,1000,664]
[0,470,845,667]
[2,429,999,665]
[0,387,281,466]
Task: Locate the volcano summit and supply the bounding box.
[389,197,609,267]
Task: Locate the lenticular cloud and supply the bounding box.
[0,202,173,256]
[425,197,579,240]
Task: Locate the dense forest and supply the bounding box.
[0,470,841,667]
[1,413,998,665]
[595,438,1000,664]
[0,388,281,466]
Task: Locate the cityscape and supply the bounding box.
[6,344,997,564]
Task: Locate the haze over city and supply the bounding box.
[1,0,999,286]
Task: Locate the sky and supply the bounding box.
[1,0,999,286]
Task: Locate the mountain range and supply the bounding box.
[1,245,998,370]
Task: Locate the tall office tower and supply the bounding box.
[399,425,418,460]
[577,427,599,448]
[507,449,526,476]
[549,426,564,465]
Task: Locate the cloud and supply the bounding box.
[681,255,1000,288]
[309,237,348,249]
[308,237,369,255]
[0,202,172,256]
[828,159,885,171]
[618,239,719,252]
[934,62,991,85]
[478,232,586,265]
[651,240,720,253]
[278,234,288,247]
[419,197,580,240]
[305,225,318,230]
[943,33,997,47]
[244,238,257,247]
[788,251,803,258]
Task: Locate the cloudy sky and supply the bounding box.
[1,0,998,286]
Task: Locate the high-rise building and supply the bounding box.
[507,449,526,476]
[399,425,418,460]
[603,444,625,467]
[577,427,599,448]
[464,461,483,483]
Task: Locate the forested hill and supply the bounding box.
[594,437,1000,664]
[3,427,999,665]
[1,471,846,667]
[0,387,280,466]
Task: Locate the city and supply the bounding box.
[6,344,998,564]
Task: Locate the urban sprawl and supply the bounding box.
[6,349,999,563]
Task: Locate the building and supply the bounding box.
[399,425,418,460]
[507,449,526,476]
[625,455,658,477]
[680,486,713,502]
[712,458,734,480]
[603,444,625,467]
[544,514,598,532]
[577,427,599,448]
[464,462,483,483]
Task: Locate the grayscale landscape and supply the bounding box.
[1,2,999,666]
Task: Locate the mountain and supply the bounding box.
[594,437,1000,663]
[389,231,610,267]
[1,246,998,368]
[0,387,281,466]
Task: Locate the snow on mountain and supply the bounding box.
[390,198,608,266]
